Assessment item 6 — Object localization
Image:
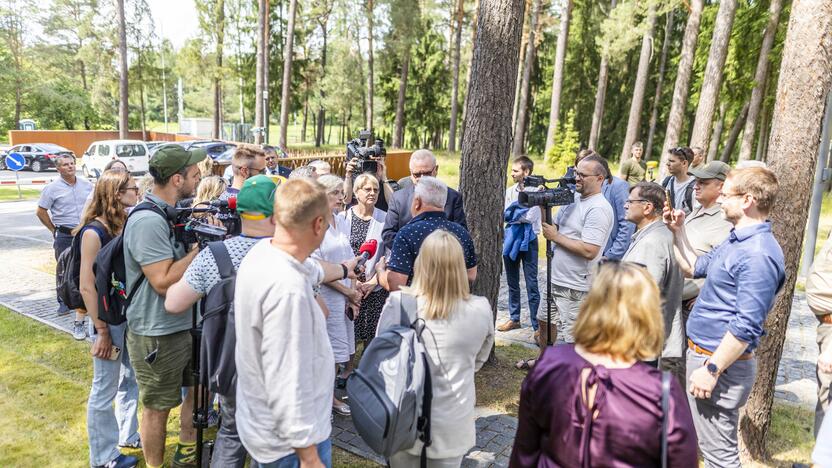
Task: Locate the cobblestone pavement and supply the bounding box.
[0,200,819,466]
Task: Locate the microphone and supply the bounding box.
[209,197,237,210]
[355,239,378,274]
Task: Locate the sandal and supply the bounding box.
[515,358,536,371]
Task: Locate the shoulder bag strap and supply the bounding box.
[123,202,170,304]
[207,241,233,278]
[661,370,671,468]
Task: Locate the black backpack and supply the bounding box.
[199,241,237,396]
[56,220,109,310]
[662,176,695,212]
[93,202,170,325]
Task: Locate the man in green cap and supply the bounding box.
[122,143,205,468]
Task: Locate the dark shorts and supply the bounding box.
[127,329,194,411]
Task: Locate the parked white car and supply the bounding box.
[80,140,149,178]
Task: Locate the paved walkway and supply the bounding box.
[0,200,819,466]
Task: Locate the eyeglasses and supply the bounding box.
[719,192,745,199]
[624,199,651,206]
[120,186,140,194]
[265,157,275,161]
[248,166,267,176]
[575,171,602,179]
[361,187,380,193]
[411,170,434,179]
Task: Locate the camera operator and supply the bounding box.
[221,145,268,201]
[122,145,205,468]
[344,155,394,212]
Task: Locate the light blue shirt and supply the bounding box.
[687,221,785,353]
[601,177,634,260]
[37,176,93,227]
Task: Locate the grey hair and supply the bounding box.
[289,165,317,179]
[409,149,436,168]
[414,176,447,208]
[308,159,331,174]
[317,174,344,194]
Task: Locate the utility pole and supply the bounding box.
[802,90,832,275]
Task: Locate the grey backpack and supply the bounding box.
[346,293,433,464]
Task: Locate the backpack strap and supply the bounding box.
[419,353,433,468]
[207,241,233,279]
[398,292,419,327]
[661,176,672,188]
[123,201,173,302]
[661,371,671,468]
[684,182,695,212]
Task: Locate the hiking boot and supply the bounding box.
[72,320,86,340]
[172,443,198,467]
[97,454,139,468]
[497,320,521,332]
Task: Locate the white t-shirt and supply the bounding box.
[550,192,614,291]
[234,239,334,463]
[672,177,695,213]
[504,184,542,234]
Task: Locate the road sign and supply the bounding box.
[5,153,25,172]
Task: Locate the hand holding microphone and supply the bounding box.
[355,239,378,274]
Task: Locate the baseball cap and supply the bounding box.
[689,161,731,181]
[149,144,207,179]
[236,174,276,217]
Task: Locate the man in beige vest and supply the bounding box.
[806,231,832,436]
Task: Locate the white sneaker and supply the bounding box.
[72,320,86,341]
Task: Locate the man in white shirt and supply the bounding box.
[538,155,614,348]
[662,146,696,214]
[498,156,541,334]
[234,178,338,467]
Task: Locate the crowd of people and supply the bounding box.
[32,139,831,468]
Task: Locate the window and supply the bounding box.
[98,145,111,156]
[116,144,146,157]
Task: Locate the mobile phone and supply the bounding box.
[665,188,674,210]
[108,346,121,361]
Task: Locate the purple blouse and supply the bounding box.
[510,345,698,467]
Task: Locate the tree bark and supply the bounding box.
[588,0,618,151]
[458,0,481,151]
[393,48,410,148]
[660,0,704,178]
[738,0,785,161]
[544,0,573,156]
[117,0,129,139]
[279,0,298,148]
[449,0,466,152]
[719,101,749,162]
[688,0,739,152]
[366,0,375,133]
[213,0,225,140]
[302,88,309,143]
[739,0,832,461]
[706,102,726,163]
[316,11,330,148]
[645,10,674,161]
[755,103,768,161]
[255,0,266,144]
[620,4,657,162]
[459,0,525,334]
[511,0,531,133]
[511,0,542,157]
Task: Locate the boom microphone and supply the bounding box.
[209,197,237,210]
[355,239,378,274]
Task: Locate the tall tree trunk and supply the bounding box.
[511,0,531,132]
[738,0,785,161]
[448,0,465,152]
[213,0,225,140]
[279,0,297,148]
[588,0,618,151]
[719,101,749,162]
[255,0,266,144]
[316,17,329,148]
[688,0,739,151]
[645,10,673,161]
[302,89,309,142]
[511,0,542,157]
[458,0,481,151]
[620,4,657,162]
[459,0,525,338]
[263,0,271,144]
[117,0,129,139]
[739,0,832,460]
[706,102,726,163]
[660,0,704,178]
[393,47,410,148]
[755,103,768,161]
[366,0,375,132]
[544,0,574,156]
[138,64,147,141]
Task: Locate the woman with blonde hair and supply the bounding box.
[377,230,494,467]
[76,171,141,468]
[510,261,697,467]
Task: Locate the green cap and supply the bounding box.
[236,174,276,217]
[149,144,207,179]
[689,161,731,181]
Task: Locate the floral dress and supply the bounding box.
[349,210,389,342]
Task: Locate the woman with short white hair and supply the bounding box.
[312,174,360,416]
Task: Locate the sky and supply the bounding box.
[147,0,201,50]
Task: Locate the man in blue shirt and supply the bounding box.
[576,150,634,259]
[664,166,785,468]
[378,176,477,292]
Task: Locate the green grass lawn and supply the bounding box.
[0,186,40,201]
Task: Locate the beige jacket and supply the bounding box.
[807,232,832,315]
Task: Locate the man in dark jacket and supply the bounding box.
[382,149,466,251]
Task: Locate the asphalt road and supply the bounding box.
[0,168,59,183]
[0,200,52,245]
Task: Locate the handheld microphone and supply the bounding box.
[355,239,378,274]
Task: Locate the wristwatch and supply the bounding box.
[705,360,720,377]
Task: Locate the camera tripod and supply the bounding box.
[190,303,215,468]
[543,206,555,347]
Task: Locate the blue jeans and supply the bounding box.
[503,237,540,330]
[87,321,140,467]
[252,439,332,468]
[54,232,73,313]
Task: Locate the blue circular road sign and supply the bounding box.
[5,152,25,171]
